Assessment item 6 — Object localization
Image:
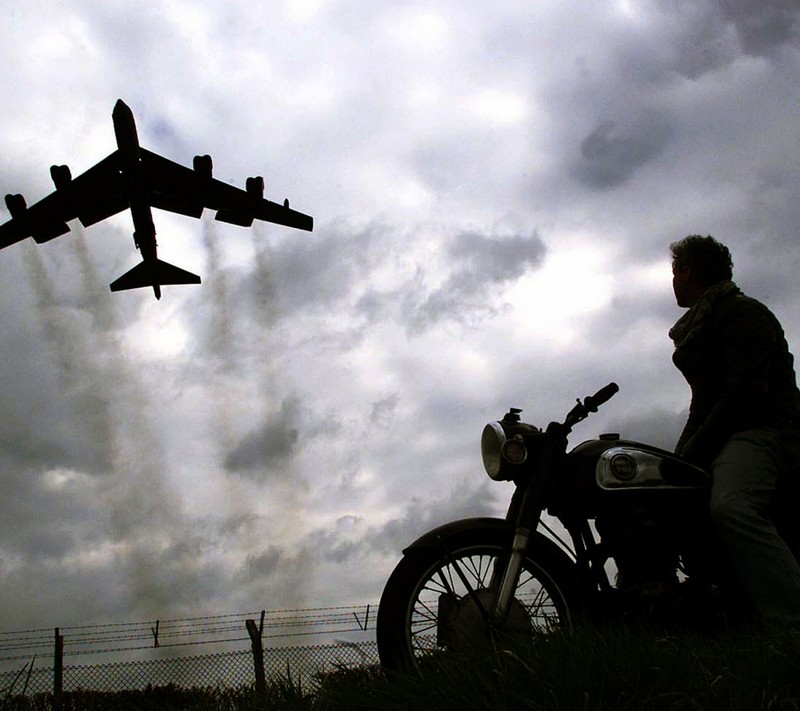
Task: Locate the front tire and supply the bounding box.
[376,526,581,674]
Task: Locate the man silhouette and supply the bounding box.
[670,235,800,625]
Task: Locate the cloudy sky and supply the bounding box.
[0,0,798,639]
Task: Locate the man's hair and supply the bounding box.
[670,235,733,286]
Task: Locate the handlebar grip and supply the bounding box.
[584,382,619,412]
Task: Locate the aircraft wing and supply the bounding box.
[0,145,312,251]
[0,152,129,249]
[139,148,314,231]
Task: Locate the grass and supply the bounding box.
[4,624,800,709]
[313,624,800,710]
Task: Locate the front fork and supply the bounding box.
[492,528,532,621]
[491,422,566,624]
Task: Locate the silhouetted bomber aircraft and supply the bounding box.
[0,99,313,299]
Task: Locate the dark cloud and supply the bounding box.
[291,482,500,588]
[412,231,546,329]
[350,229,547,334]
[613,407,686,452]
[244,221,389,325]
[239,546,283,582]
[370,393,400,427]
[574,114,674,190]
[670,6,740,79]
[721,0,799,58]
[224,397,301,475]
[663,0,799,79]
[232,223,546,345]
[409,232,546,330]
[368,482,498,557]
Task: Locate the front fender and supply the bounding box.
[402,517,511,555]
[400,517,577,575]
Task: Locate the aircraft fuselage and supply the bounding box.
[112,100,160,296]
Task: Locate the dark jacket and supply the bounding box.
[672,284,800,467]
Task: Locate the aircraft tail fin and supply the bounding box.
[110,259,201,299]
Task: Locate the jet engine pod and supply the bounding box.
[5,194,27,219]
[192,154,213,180]
[246,176,264,199]
[50,165,73,190]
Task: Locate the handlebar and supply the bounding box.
[583,382,619,413]
[562,381,619,430]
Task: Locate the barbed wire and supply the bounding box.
[0,604,376,663]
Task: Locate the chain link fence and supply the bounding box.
[1,640,379,696]
[0,606,380,697]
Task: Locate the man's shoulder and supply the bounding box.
[716,290,782,331]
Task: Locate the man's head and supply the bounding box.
[670,235,733,308]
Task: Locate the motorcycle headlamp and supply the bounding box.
[481,422,530,481]
[481,422,507,480]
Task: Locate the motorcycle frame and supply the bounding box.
[493,420,568,621]
[492,388,621,623]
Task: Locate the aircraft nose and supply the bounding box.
[113,99,133,119]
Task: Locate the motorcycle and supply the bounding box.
[375,383,793,673]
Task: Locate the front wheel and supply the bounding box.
[376,526,582,674]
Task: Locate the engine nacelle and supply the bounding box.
[5,193,27,219]
[193,154,213,180]
[50,164,72,190]
[246,176,264,199]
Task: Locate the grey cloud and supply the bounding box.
[663,0,799,79]
[295,482,498,572]
[586,290,678,347]
[613,407,686,452]
[237,223,545,340]
[350,230,546,334]
[721,0,799,58]
[370,393,400,427]
[245,222,390,326]
[574,115,673,190]
[369,483,499,557]
[449,231,545,283]
[224,397,301,475]
[411,231,546,331]
[239,546,284,582]
[671,8,740,79]
[0,471,96,563]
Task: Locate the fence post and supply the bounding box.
[246,611,266,699]
[53,628,64,707]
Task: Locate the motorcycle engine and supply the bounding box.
[595,507,680,591]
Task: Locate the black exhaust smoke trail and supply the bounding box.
[22,242,115,474]
[247,223,311,610]
[71,226,182,614]
[71,224,116,331]
[201,216,235,370]
[201,216,238,451]
[250,223,280,330]
[201,217,278,599]
[23,234,192,623]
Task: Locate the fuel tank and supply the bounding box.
[550,435,710,517]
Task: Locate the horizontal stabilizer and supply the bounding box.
[110,258,201,293]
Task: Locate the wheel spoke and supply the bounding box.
[405,544,570,660]
[435,569,455,595]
